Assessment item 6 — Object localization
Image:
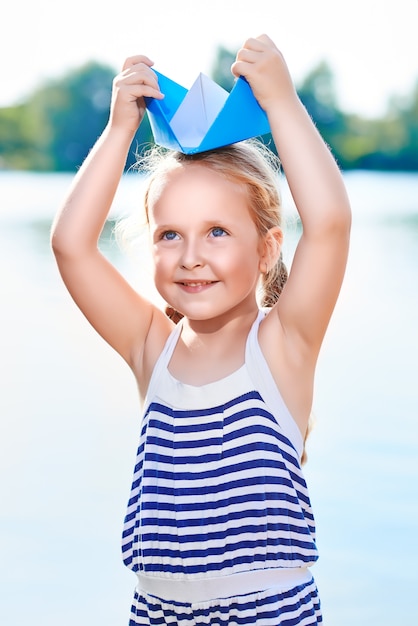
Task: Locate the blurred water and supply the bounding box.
[0,170,417,625]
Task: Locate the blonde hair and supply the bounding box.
[139,140,288,310]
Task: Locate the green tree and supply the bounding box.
[0,103,47,169]
[40,62,113,170]
[395,81,418,170]
[1,46,417,172]
[296,62,349,167]
[211,45,236,91]
[0,62,154,171]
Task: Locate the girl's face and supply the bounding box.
[148,163,267,323]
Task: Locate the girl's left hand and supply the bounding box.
[231,34,297,112]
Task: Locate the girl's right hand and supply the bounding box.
[109,55,164,133]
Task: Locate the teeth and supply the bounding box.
[184,281,211,286]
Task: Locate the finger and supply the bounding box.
[255,33,275,47]
[231,47,262,79]
[116,66,164,99]
[120,83,164,101]
[119,65,161,92]
[231,60,253,79]
[122,66,159,84]
[240,36,267,54]
[235,48,259,65]
[122,55,154,71]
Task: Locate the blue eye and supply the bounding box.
[211,227,227,237]
[162,230,179,241]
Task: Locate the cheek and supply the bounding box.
[152,248,178,293]
[152,242,172,266]
[227,245,262,283]
[152,260,170,302]
[152,252,168,278]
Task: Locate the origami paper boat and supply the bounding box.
[145,70,270,154]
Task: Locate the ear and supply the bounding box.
[259,227,283,273]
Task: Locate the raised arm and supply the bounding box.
[51,56,171,373]
[232,35,351,360]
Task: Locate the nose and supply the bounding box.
[180,238,204,270]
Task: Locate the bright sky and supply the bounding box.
[2,0,418,117]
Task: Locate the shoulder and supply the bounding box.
[132,306,175,398]
[258,307,316,436]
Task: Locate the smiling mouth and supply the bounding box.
[176,280,219,293]
[178,280,216,286]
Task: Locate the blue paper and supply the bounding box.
[145,70,270,154]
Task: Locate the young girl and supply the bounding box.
[51,34,351,625]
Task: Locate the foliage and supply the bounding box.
[211,45,236,91]
[296,63,418,171]
[0,62,153,171]
[0,49,417,172]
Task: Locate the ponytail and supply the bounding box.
[165,306,183,324]
[261,252,288,308]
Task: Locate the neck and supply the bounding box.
[168,305,260,386]
[182,302,259,339]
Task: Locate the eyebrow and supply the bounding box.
[152,219,232,231]
[151,224,177,236]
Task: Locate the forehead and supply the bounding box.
[147,163,251,222]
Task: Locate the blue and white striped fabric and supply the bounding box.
[122,311,322,625]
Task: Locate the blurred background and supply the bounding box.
[1,1,417,624]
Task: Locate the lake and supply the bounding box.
[0,170,417,625]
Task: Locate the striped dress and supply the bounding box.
[122,311,322,625]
